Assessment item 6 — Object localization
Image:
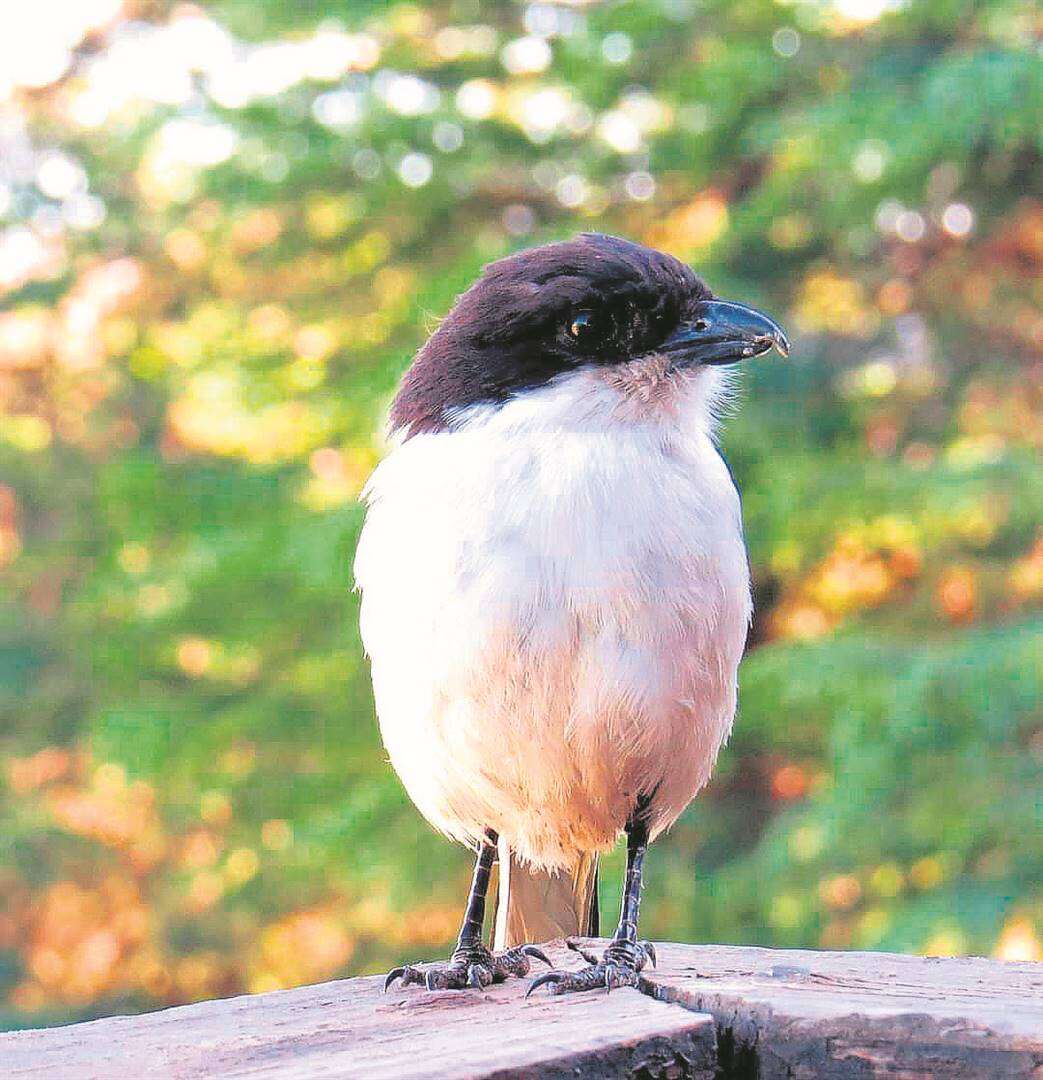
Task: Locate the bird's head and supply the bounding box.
[390,233,788,437]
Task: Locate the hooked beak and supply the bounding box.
[660,299,789,367]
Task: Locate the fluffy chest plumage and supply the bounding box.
[355,368,752,867]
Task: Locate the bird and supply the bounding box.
[355,233,788,995]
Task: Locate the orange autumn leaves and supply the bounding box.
[2,750,459,1015]
[770,509,1043,641]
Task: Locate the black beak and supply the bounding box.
[660,299,789,367]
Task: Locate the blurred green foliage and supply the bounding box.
[0,0,1041,1029]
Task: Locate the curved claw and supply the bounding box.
[566,939,601,966]
[526,971,566,997]
[521,944,552,968]
[640,941,657,968]
[466,964,485,989]
[383,967,406,992]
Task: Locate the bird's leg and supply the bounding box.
[384,830,551,991]
[528,801,656,995]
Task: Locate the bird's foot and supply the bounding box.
[527,938,657,996]
[384,942,550,992]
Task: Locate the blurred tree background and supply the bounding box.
[1,0,1041,1030]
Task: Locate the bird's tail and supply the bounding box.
[493,838,599,950]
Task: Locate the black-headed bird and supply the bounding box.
[356,234,788,995]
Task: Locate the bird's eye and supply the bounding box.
[568,311,599,342]
[693,318,710,332]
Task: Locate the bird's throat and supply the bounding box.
[597,353,698,421]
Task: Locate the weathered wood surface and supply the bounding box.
[645,941,1043,1078]
[2,940,1041,1079]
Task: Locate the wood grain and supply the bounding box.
[642,941,1043,1079]
[2,941,1040,1078]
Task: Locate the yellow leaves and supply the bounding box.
[136,582,177,618]
[1009,535,1043,603]
[770,540,803,576]
[186,871,224,912]
[771,605,833,640]
[249,909,353,993]
[769,893,805,930]
[993,916,1043,962]
[1,258,142,452]
[0,307,50,370]
[798,853,955,951]
[285,354,326,391]
[856,906,890,947]
[767,494,1024,639]
[247,303,293,344]
[180,829,221,871]
[868,863,904,899]
[432,25,498,64]
[373,265,416,307]
[219,742,257,778]
[944,434,1006,469]
[46,764,164,867]
[300,446,379,509]
[772,530,913,640]
[12,876,154,1010]
[810,543,892,614]
[909,856,945,891]
[645,191,728,257]
[820,873,862,911]
[840,360,898,399]
[0,413,52,452]
[175,636,261,685]
[4,746,416,1017]
[921,925,968,958]
[956,377,1042,453]
[231,208,283,255]
[304,195,362,240]
[261,819,293,851]
[225,847,260,887]
[128,344,168,380]
[795,268,878,337]
[770,516,926,640]
[293,323,337,362]
[790,825,826,863]
[117,542,151,575]
[167,369,330,465]
[200,791,233,826]
[177,636,213,678]
[172,953,229,1002]
[163,228,207,271]
[342,230,391,274]
[397,903,464,947]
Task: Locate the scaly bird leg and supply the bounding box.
[385,830,551,991]
[528,802,656,996]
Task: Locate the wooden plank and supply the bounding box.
[3,941,1041,1078]
[0,946,715,1080]
[641,941,1043,1079]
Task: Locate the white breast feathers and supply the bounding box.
[354,363,751,870]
